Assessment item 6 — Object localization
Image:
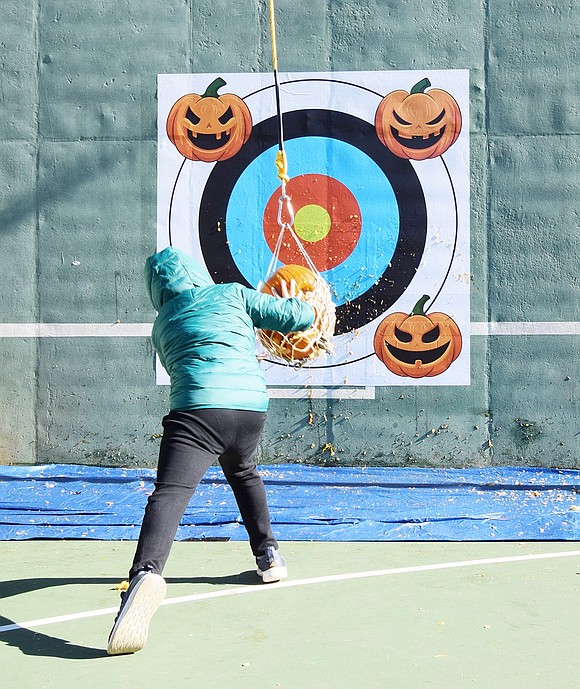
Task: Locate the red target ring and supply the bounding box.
[263,174,362,271]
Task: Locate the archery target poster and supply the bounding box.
[156,70,470,387]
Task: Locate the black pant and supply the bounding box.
[130,408,277,578]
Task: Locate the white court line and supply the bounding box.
[1,549,579,635]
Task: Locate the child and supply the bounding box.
[107,246,315,655]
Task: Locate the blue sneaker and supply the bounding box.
[256,546,288,583]
[107,570,166,655]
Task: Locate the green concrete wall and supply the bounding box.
[0,0,578,468]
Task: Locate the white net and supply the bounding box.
[258,265,336,364]
[257,179,336,364]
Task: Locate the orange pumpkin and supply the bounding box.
[373,295,462,378]
[166,77,252,162]
[261,264,318,299]
[259,264,319,361]
[375,78,462,160]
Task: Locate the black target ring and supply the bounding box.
[198,109,427,336]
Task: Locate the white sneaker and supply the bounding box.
[256,547,288,583]
[107,571,166,655]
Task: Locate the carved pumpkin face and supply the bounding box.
[259,264,318,361]
[375,78,462,161]
[373,295,462,378]
[166,77,252,162]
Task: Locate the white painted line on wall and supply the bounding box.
[0,323,153,337]
[0,322,579,338]
[470,321,580,336]
[1,549,579,635]
[268,386,376,399]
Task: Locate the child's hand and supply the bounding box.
[271,278,304,300]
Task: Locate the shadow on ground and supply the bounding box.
[0,570,258,659]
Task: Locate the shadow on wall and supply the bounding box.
[0,147,120,235]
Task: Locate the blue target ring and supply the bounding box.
[198,109,427,336]
[226,136,400,305]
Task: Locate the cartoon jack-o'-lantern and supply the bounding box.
[373,295,462,378]
[166,77,252,162]
[375,78,462,160]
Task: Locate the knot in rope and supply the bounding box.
[275,150,289,183]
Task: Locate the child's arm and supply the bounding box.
[241,285,315,333]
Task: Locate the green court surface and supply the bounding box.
[2,540,580,688]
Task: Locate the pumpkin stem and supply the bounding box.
[203,77,227,98]
[411,295,431,316]
[410,78,431,95]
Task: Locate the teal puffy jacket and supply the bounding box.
[145,247,315,412]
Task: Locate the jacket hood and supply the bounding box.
[145,246,213,311]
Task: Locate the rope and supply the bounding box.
[266,0,294,280]
[268,0,287,175]
[259,0,336,364]
[266,0,324,283]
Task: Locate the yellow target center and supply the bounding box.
[294,204,332,243]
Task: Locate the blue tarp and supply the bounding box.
[1,464,579,541]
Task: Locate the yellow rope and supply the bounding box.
[267,0,289,183]
[268,0,279,72]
